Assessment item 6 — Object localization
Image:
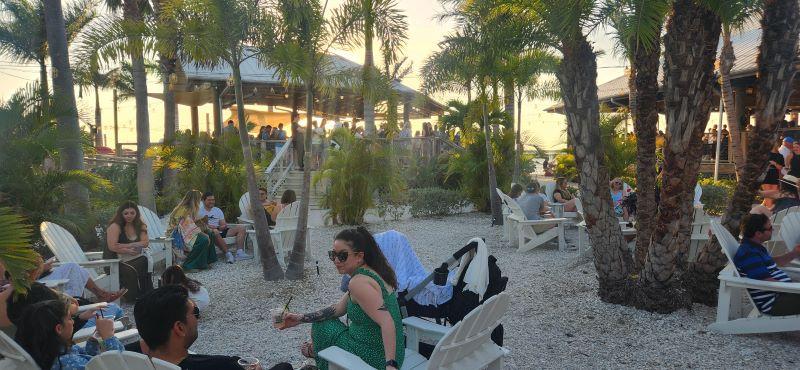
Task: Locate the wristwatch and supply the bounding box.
[385,359,399,368]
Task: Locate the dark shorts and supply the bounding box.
[769,292,800,316]
[216,228,228,238]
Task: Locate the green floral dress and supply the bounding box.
[312,267,404,370]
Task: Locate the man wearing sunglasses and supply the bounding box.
[135,286,292,370]
[734,213,800,316]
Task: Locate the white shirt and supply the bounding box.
[199,206,225,228]
[190,286,210,311]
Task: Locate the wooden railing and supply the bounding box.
[260,139,294,198]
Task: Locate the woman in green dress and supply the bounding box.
[280,227,404,370]
[168,190,217,271]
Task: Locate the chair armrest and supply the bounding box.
[227,223,253,229]
[66,259,120,268]
[150,236,174,243]
[318,347,375,370]
[73,320,124,343]
[85,252,104,260]
[718,274,800,294]
[78,302,108,313]
[39,279,70,288]
[403,316,449,340]
[237,217,255,225]
[517,218,568,226]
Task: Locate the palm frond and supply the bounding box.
[0,207,38,294]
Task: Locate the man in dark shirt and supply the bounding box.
[135,286,292,370]
[733,214,800,316]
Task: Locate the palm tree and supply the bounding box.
[687,0,800,305]
[344,0,408,136]
[604,0,669,271]
[0,0,94,104]
[265,0,362,280]
[73,55,114,148]
[0,207,39,294]
[161,0,285,280]
[42,0,89,212]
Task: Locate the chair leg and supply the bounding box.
[486,356,504,370]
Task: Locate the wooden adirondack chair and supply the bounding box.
[134,206,173,272]
[40,222,120,295]
[708,220,800,334]
[86,351,180,370]
[319,292,510,370]
[687,207,711,262]
[246,201,312,266]
[0,330,38,370]
[495,191,566,252]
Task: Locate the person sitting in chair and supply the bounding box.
[517,181,552,221]
[199,192,251,263]
[734,213,800,316]
[135,285,293,370]
[552,177,577,212]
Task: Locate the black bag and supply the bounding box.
[447,255,507,345]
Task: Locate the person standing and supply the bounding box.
[312,120,325,169]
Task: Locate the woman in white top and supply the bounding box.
[161,265,210,312]
[106,201,153,302]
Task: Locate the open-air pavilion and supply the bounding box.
[148,48,446,134]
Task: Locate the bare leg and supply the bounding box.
[86,278,127,302]
[226,226,246,250]
[212,230,229,253]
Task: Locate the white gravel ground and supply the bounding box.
[128,212,800,369]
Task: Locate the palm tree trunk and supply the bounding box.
[720,29,744,178]
[639,0,721,312]
[113,89,119,150]
[363,4,376,137]
[513,88,522,183]
[42,0,88,212]
[481,94,503,226]
[38,56,49,104]
[631,30,660,273]
[124,0,156,211]
[94,84,103,147]
[558,36,632,303]
[286,81,315,280]
[685,0,800,305]
[233,63,285,280]
[161,56,178,189]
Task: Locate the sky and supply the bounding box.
[0,0,629,151]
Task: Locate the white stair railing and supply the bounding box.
[262,140,294,198]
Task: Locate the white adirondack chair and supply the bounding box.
[495,188,513,242]
[694,183,703,207]
[40,222,120,295]
[767,205,800,254]
[134,206,173,272]
[86,350,180,370]
[0,330,38,370]
[708,220,800,334]
[319,292,510,370]
[247,201,312,266]
[687,207,711,262]
[778,212,800,268]
[495,191,566,252]
[237,192,255,224]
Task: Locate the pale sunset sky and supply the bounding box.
[0,0,628,150]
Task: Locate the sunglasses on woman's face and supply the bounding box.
[328,250,351,263]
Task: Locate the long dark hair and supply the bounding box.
[15,299,69,370]
[280,189,296,204]
[161,265,201,293]
[109,200,145,235]
[335,227,397,289]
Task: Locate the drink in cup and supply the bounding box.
[237,356,260,370]
[270,308,285,328]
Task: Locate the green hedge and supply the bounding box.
[698,178,736,216]
[408,188,468,218]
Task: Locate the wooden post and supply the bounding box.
[191,105,199,134]
[213,84,223,135]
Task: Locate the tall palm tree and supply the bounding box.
[161,0,285,280]
[73,55,113,147]
[42,0,89,212]
[604,0,669,272]
[342,0,407,136]
[688,0,800,305]
[0,0,94,104]
[265,0,362,280]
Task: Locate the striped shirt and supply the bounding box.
[733,239,792,313]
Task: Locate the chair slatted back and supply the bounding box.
[0,330,39,370]
[694,183,703,206]
[426,292,509,369]
[710,220,741,277]
[692,207,710,234]
[40,222,99,280]
[86,351,180,370]
[138,206,166,239]
[495,191,527,221]
[780,212,800,253]
[496,188,510,216]
[273,201,302,251]
[544,182,556,203]
[239,193,252,220]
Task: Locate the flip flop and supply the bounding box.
[300,341,315,358]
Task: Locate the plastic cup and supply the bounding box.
[237,356,260,370]
[270,308,285,328]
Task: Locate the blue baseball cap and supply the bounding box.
[784,136,794,143]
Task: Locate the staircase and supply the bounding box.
[271,170,326,210]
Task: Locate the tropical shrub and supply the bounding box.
[553,152,578,181]
[0,207,40,293]
[375,190,408,221]
[698,178,736,216]
[0,85,109,243]
[314,128,405,224]
[408,187,467,218]
[151,130,262,218]
[406,152,458,190]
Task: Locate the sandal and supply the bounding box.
[98,288,128,302]
[300,341,315,358]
